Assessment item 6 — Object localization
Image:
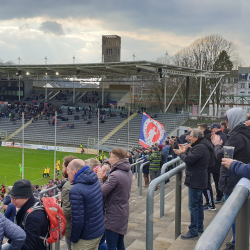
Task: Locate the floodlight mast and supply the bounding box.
[54,111,57,182]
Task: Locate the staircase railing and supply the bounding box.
[146,162,186,250]
[194,178,250,250]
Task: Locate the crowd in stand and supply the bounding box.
[126,107,250,250]
[0,148,132,250]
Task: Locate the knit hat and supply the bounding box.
[11,179,33,199]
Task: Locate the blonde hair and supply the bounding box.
[85,158,101,169]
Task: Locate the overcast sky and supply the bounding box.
[0,0,249,67]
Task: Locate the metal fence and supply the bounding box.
[146,161,186,250]
[194,178,250,250]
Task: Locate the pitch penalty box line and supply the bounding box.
[0,163,45,170]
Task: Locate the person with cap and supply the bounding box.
[211,107,250,250]
[210,123,227,204]
[0,212,26,250]
[10,179,49,250]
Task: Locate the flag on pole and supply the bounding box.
[139,112,167,148]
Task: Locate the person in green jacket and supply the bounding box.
[149,148,161,182]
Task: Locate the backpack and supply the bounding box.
[23,197,66,245]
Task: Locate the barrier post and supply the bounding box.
[175,170,182,239]
[235,198,249,250]
[160,157,180,218]
[139,161,150,196]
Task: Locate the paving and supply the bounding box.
[58,173,235,250]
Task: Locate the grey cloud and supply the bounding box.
[39,21,64,35]
[0,0,248,36]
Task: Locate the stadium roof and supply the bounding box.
[0,60,228,81]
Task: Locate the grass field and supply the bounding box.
[0,146,99,187]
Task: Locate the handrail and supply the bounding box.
[195,178,250,250]
[131,159,144,179]
[40,185,59,198]
[160,157,181,217]
[139,161,150,196]
[146,162,186,250]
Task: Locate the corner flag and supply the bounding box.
[139,112,167,148]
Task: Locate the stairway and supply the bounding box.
[125,176,232,250]
[7,119,33,141]
[100,113,138,145]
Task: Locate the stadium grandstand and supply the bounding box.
[1,61,248,250]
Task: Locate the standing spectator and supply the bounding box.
[174,129,211,239]
[10,179,49,250]
[61,156,77,250]
[0,212,26,250]
[3,202,16,222]
[210,123,227,204]
[220,122,229,135]
[2,186,12,206]
[68,159,104,250]
[212,107,250,250]
[198,123,216,210]
[97,148,133,250]
[149,148,161,182]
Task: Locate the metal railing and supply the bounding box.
[146,162,186,250]
[130,158,144,179]
[194,178,250,250]
[160,157,181,217]
[40,185,59,198]
[139,161,150,196]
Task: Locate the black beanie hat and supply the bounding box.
[11,179,33,199]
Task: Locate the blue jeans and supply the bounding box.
[188,187,204,235]
[224,193,236,245]
[105,229,125,250]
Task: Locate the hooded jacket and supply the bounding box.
[99,158,133,235]
[214,107,250,194]
[69,166,105,243]
[180,137,212,189]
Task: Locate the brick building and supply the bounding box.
[102,35,121,63]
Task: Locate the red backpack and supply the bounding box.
[23,197,66,245]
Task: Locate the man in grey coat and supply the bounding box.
[97,148,133,250]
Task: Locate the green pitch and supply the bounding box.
[0,146,95,187]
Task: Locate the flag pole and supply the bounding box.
[54,111,57,182]
[22,112,24,179]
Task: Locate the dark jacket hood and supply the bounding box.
[227,108,246,133]
[111,158,131,173]
[73,166,98,185]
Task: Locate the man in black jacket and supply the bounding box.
[212,107,250,250]
[10,179,48,250]
[210,123,227,203]
[198,123,216,210]
[174,129,211,239]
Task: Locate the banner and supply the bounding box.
[139,112,167,148]
[108,101,117,109]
